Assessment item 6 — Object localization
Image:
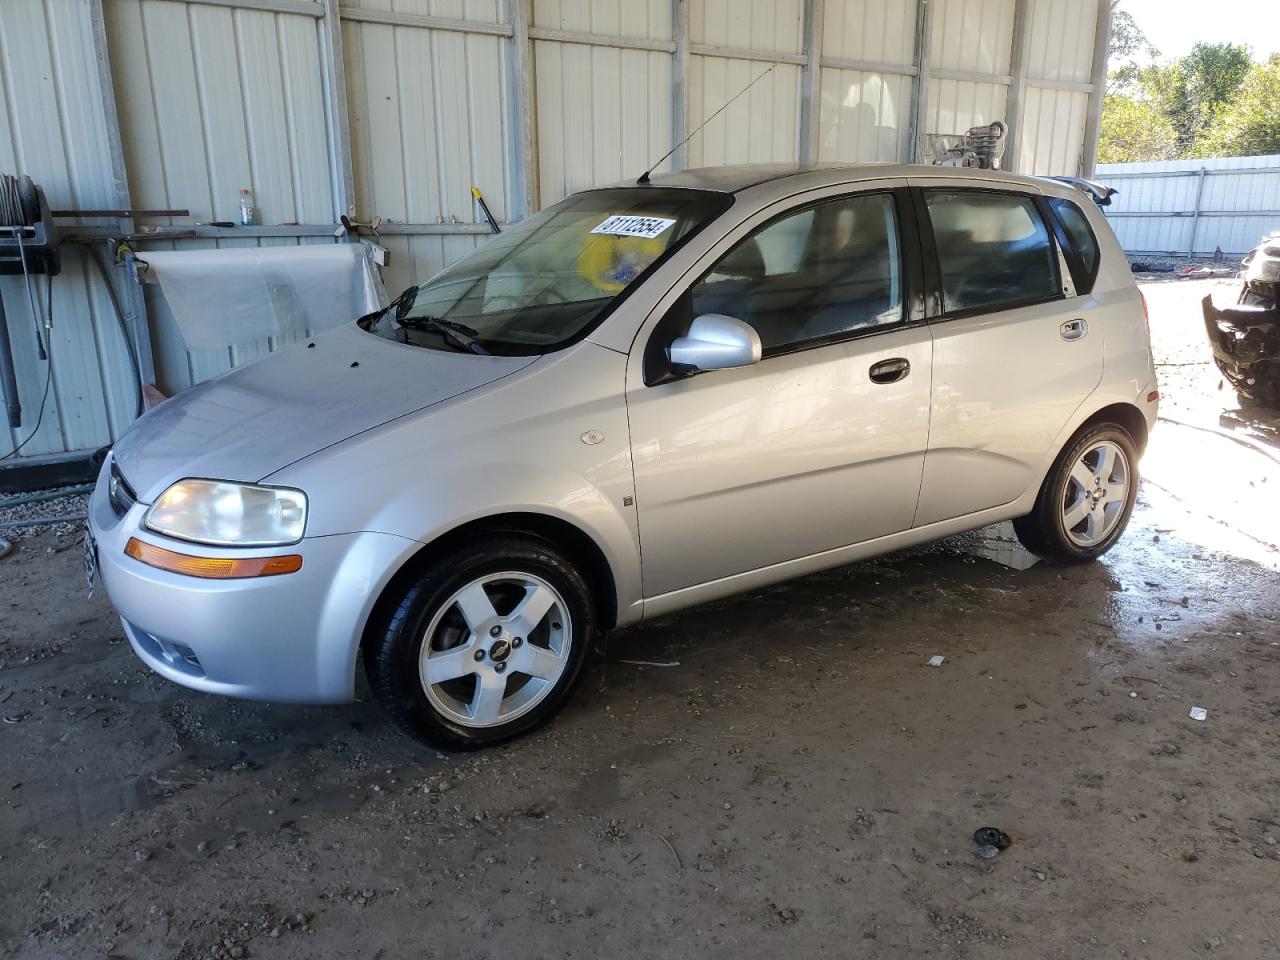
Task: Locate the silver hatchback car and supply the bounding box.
[89,164,1157,748]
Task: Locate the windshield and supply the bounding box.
[360,187,731,355]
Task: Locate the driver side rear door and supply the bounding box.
[625,181,934,599]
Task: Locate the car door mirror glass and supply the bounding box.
[668,313,762,373]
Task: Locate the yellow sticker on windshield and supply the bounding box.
[591,215,676,239]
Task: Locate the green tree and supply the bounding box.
[1098,93,1180,163]
[1144,42,1253,149]
[1196,55,1280,157]
[1106,7,1158,94]
[1100,4,1170,160]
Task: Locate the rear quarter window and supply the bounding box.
[923,190,1060,314]
[1047,196,1101,294]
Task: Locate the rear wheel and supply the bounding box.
[366,535,594,749]
[1014,424,1139,563]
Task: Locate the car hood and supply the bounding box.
[112,324,536,503]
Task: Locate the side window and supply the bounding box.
[1048,196,1101,294]
[924,191,1059,314]
[690,193,903,354]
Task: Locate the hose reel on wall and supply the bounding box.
[0,173,60,434]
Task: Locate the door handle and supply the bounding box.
[1060,318,1088,341]
[869,357,910,384]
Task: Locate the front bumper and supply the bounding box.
[89,459,419,703]
[1202,294,1280,403]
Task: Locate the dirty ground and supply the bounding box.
[2,278,1279,959]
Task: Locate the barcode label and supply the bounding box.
[590,215,676,239]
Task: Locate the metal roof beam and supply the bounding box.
[907,0,935,162]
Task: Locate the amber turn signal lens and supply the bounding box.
[124,538,302,579]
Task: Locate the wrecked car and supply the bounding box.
[1203,232,1280,406]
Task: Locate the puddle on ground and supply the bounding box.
[941,522,1041,570]
[1142,426,1279,569]
[909,521,1041,571]
[1219,409,1280,445]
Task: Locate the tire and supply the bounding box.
[365,534,595,749]
[1014,423,1140,564]
[1232,368,1280,408]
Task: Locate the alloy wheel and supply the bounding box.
[1061,439,1130,547]
[419,572,572,728]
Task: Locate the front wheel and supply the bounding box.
[365,535,595,749]
[1014,424,1139,563]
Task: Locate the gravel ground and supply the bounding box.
[1,279,1278,959]
[1127,254,1243,284]
[0,486,90,546]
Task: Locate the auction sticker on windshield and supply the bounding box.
[591,215,676,240]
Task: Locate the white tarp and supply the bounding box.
[140,244,387,349]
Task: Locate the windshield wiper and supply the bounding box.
[396,316,490,355]
[357,285,417,330]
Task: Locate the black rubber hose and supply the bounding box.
[0,286,52,460]
[83,244,144,418]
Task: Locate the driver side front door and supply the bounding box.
[625,184,933,599]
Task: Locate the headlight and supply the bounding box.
[144,480,307,546]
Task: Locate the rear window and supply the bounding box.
[1048,196,1101,294]
[924,190,1060,314]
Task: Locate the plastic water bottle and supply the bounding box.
[238,187,257,226]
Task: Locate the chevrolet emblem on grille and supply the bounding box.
[108,463,137,518]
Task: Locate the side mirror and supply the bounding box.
[668,314,762,373]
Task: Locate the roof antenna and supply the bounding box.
[637,61,780,184]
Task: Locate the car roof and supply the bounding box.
[610,162,1057,195]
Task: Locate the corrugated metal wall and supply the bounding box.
[343,2,509,227]
[534,0,673,201]
[107,0,334,228]
[105,0,340,391]
[1096,155,1280,257]
[685,0,802,167]
[926,0,1011,141]
[817,0,914,163]
[1015,0,1092,174]
[342,0,510,295]
[0,0,137,459]
[0,0,1107,463]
